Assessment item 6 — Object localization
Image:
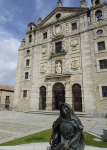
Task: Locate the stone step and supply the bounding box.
[25,110,90,118]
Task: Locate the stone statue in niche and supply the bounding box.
[70,38,79,47]
[56,62,62,74]
[40,65,46,73]
[49,103,85,150]
[71,60,79,69]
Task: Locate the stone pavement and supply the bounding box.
[0,110,107,145]
[0,143,107,150]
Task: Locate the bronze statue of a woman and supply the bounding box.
[49,103,85,150]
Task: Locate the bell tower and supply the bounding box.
[91,0,103,6]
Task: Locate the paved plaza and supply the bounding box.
[0,110,107,147]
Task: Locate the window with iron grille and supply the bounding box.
[102,86,107,97]
[72,23,77,31]
[98,41,105,51]
[23,90,27,98]
[55,42,62,53]
[25,72,29,79]
[26,59,30,66]
[43,32,47,39]
[5,96,10,103]
[99,59,107,69]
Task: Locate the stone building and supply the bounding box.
[14,0,107,113]
[0,85,14,110]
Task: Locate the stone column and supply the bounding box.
[46,83,52,110]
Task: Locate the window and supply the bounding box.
[99,59,107,69]
[26,59,30,66]
[95,0,100,5]
[97,30,103,35]
[5,96,10,103]
[72,23,77,31]
[30,27,32,31]
[98,41,105,51]
[25,72,29,79]
[29,35,32,42]
[102,86,107,97]
[23,90,27,98]
[56,13,61,19]
[43,32,47,39]
[55,42,62,53]
[96,10,102,21]
[27,50,30,54]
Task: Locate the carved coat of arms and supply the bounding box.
[71,37,79,47]
[53,25,62,36]
[40,65,46,73]
[71,60,79,69]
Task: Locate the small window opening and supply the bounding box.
[55,42,62,53]
[99,59,107,69]
[72,23,77,31]
[96,10,102,21]
[95,0,100,5]
[23,90,27,98]
[5,96,10,103]
[30,27,32,31]
[43,32,47,39]
[25,72,29,79]
[26,59,30,66]
[56,13,61,19]
[102,86,107,97]
[98,41,105,51]
[29,35,32,42]
[27,50,30,54]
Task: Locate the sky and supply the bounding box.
[0,0,106,87]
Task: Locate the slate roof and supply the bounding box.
[0,85,14,92]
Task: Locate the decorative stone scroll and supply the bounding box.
[70,37,79,47]
[56,62,62,74]
[40,65,46,73]
[71,60,79,69]
[41,45,47,54]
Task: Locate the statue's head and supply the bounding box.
[61,105,70,115]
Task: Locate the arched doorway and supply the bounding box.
[52,83,65,110]
[39,86,46,110]
[72,84,82,112]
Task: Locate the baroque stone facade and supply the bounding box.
[14,0,107,113]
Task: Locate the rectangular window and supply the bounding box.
[23,90,27,98]
[25,72,29,79]
[43,32,47,39]
[98,41,105,51]
[72,23,77,31]
[26,59,30,66]
[55,42,62,53]
[5,96,10,103]
[99,59,107,69]
[102,86,107,97]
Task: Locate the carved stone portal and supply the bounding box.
[71,60,79,69]
[41,45,47,54]
[56,62,62,74]
[71,37,79,47]
[40,65,46,73]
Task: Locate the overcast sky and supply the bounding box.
[0,0,107,87]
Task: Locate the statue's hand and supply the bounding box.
[49,139,54,145]
[64,144,69,150]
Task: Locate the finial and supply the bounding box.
[57,0,62,7]
[38,16,42,25]
[80,0,87,8]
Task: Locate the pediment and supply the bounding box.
[38,7,89,27]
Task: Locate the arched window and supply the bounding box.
[29,35,32,42]
[96,10,102,21]
[95,0,100,5]
[30,27,32,31]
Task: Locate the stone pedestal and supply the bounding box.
[103,128,107,141]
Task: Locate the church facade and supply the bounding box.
[13,0,107,113]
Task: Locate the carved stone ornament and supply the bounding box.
[53,25,62,36]
[71,60,79,69]
[71,37,79,47]
[41,45,47,54]
[40,65,46,73]
[56,62,62,74]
